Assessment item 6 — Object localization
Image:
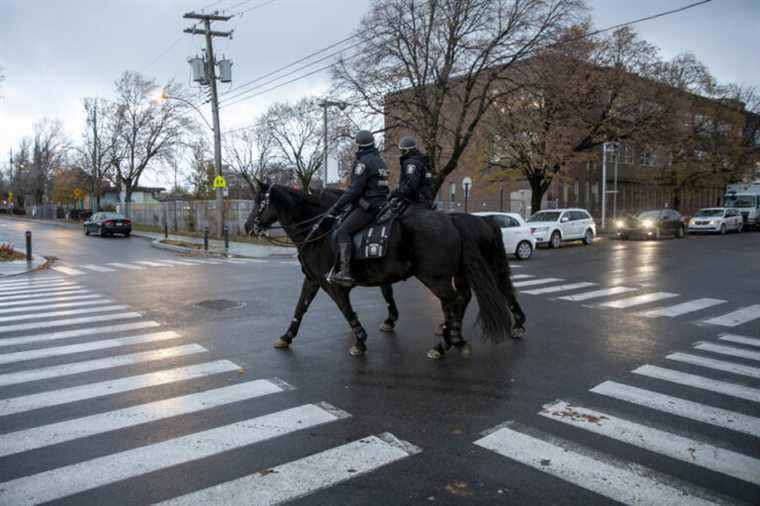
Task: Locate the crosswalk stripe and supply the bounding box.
[719,334,760,348]
[0,298,112,315]
[81,264,116,272]
[541,400,760,486]
[590,381,760,438]
[220,258,247,264]
[556,286,639,302]
[0,288,90,302]
[521,282,596,296]
[703,305,760,327]
[513,278,564,288]
[694,341,760,362]
[638,298,726,318]
[474,426,716,506]
[134,261,174,267]
[0,359,240,416]
[161,260,199,266]
[0,403,348,505]
[0,311,142,334]
[159,433,420,506]
[0,282,78,296]
[0,277,62,288]
[633,364,760,403]
[0,379,288,458]
[50,266,86,276]
[0,331,181,365]
[0,304,128,323]
[511,274,534,280]
[599,292,679,309]
[0,293,101,309]
[0,321,161,348]
[106,262,146,270]
[234,258,266,263]
[667,352,760,379]
[0,343,207,387]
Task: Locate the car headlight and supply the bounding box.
[616,220,625,228]
[642,220,654,228]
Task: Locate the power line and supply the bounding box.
[238,0,280,15]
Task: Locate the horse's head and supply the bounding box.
[245,179,278,236]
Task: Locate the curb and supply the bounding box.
[150,238,296,259]
[0,256,51,279]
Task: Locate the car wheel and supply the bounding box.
[720,224,727,235]
[550,231,561,249]
[515,240,533,260]
[84,227,90,236]
[123,232,131,238]
[583,229,594,245]
[676,226,685,239]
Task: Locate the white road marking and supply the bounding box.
[694,341,760,362]
[134,261,175,267]
[159,433,420,506]
[590,380,760,438]
[50,266,86,276]
[220,258,247,264]
[0,403,348,505]
[0,343,207,387]
[80,264,116,272]
[599,292,679,309]
[0,360,240,416]
[0,298,112,315]
[667,352,760,379]
[0,288,90,302]
[0,321,161,348]
[182,258,221,264]
[0,293,101,309]
[474,426,716,506]
[106,262,146,270]
[541,400,760,486]
[719,334,760,348]
[0,276,62,288]
[639,298,726,318]
[633,364,760,403]
[0,379,288,458]
[511,274,534,279]
[0,311,142,334]
[521,282,596,295]
[0,304,128,323]
[556,286,639,302]
[161,260,199,266]
[704,305,760,327]
[0,331,181,365]
[0,282,78,296]
[513,278,564,288]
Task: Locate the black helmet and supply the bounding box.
[355,130,375,148]
[399,135,417,153]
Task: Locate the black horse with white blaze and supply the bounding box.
[245,181,524,357]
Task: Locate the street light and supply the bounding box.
[150,88,214,132]
[318,99,349,187]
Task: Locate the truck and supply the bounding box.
[724,181,760,228]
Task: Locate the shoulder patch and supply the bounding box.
[354,163,366,175]
[406,164,416,175]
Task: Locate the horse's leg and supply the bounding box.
[417,276,462,360]
[450,275,473,356]
[502,277,526,338]
[273,276,320,349]
[324,286,368,357]
[378,284,399,333]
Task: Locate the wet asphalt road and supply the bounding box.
[0,216,758,505]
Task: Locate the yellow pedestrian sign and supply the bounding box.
[73,188,84,199]
[213,176,227,189]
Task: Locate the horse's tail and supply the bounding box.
[453,217,513,343]
[487,220,516,302]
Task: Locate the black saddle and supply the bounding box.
[332,202,401,261]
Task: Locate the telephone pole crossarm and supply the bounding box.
[183,28,234,37]
[183,12,232,21]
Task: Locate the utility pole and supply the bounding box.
[317,100,348,188]
[601,142,608,230]
[183,11,233,237]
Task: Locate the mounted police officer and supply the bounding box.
[329,130,389,286]
[391,135,434,208]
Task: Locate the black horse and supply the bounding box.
[245,181,523,357]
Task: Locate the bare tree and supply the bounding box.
[80,98,123,211]
[109,71,194,216]
[262,97,324,191]
[223,120,275,194]
[29,119,67,205]
[333,0,585,193]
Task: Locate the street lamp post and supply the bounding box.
[317,100,348,188]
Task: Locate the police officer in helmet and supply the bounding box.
[329,130,389,286]
[391,135,434,208]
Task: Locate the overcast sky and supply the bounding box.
[1,0,758,187]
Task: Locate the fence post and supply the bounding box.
[203,227,209,251]
[223,225,229,253]
[25,231,32,262]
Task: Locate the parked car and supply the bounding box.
[84,212,132,237]
[474,212,537,260]
[688,207,744,234]
[724,181,760,228]
[615,209,686,240]
[526,208,596,248]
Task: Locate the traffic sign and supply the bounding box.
[73,188,83,199]
[7,192,12,201]
[213,176,227,189]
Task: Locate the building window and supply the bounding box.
[449,182,456,202]
[640,149,657,167]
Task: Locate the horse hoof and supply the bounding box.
[459,343,472,357]
[273,338,290,349]
[379,322,395,333]
[512,326,525,339]
[434,324,445,337]
[427,348,443,360]
[349,345,366,356]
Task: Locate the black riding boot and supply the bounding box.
[332,242,355,287]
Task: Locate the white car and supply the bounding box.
[527,208,596,248]
[474,212,537,260]
[688,207,744,234]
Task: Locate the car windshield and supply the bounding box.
[695,209,724,217]
[636,210,662,220]
[724,195,755,207]
[529,211,561,222]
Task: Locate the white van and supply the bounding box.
[724,182,760,228]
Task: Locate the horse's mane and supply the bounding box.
[271,185,342,208]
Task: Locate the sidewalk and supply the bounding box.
[0,257,48,278]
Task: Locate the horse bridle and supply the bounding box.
[252,186,335,247]
[251,187,272,236]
